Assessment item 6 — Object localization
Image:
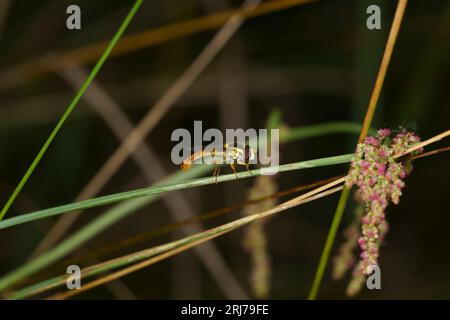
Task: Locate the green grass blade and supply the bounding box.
[0,154,353,230]
[0,0,144,221]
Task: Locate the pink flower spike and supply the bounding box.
[344,127,423,294]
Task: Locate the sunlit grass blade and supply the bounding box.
[8,183,345,299]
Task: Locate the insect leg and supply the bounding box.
[211,148,217,165]
[213,166,221,184]
[212,167,218,181]
[230,162,238,178]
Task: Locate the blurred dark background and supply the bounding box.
[0,0,449,299]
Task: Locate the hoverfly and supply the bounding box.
[180,143,256,183]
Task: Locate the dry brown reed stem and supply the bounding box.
[48,185,344,300]
[400,130,450,158]
[0,0,315,90]
[357,0,409,143]
[409,146,450,160]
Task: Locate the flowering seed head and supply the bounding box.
[345,128,422,281]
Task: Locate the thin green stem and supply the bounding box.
[0,0,144,221]
[307,187,350,299]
